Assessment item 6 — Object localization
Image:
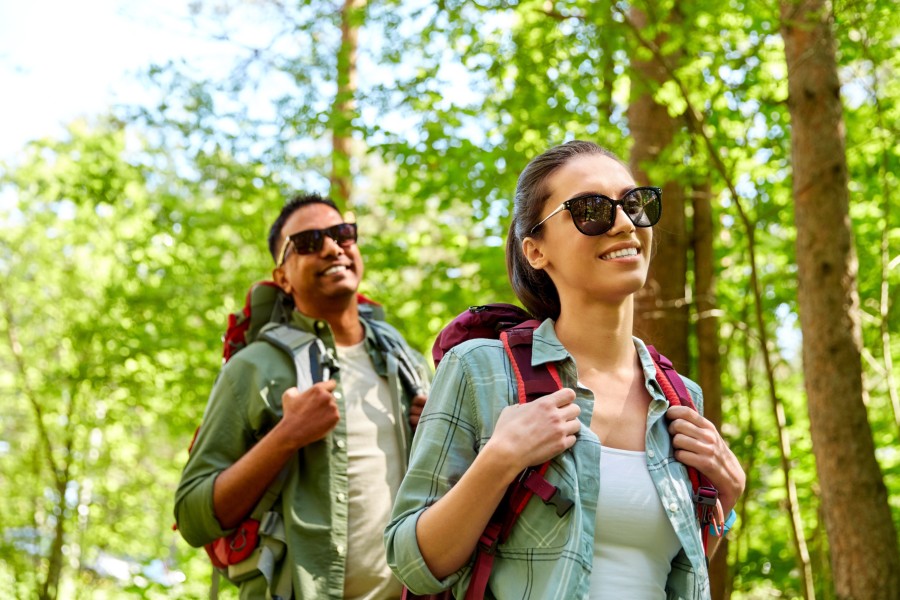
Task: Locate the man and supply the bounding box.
[175,193,430,599]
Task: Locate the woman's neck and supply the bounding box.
[554,297,636,372]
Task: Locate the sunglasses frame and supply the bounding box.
[530,186,662,236]
[277,222,358,266]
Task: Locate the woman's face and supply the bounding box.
[524,153,653,307]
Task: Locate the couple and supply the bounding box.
[175,140,745,599]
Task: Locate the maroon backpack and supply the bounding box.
[413,304,718,600]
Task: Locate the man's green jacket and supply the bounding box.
[175,309,430,599]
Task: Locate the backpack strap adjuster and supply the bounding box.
[521,469,574,518]
[476,523,502,556]
[693,486,719,525]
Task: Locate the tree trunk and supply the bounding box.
[627,6,690,372]
[693,183,722,430]
[41,477,67,600]
[331,0,366,209]
[781,1,900,597]
[693,183,730,599]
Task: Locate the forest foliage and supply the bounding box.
[1,0,898,598]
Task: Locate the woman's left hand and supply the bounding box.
[666,406,746,515]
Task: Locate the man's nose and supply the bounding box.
[320,234,345,255]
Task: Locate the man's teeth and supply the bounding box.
[601,248,638,260]
[324,265,347,275]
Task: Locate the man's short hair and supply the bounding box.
[268,193,340,263]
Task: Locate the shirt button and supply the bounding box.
[336,545,345,557]
[647,450,655,459]
[336,439,346,449]
[334,391,342,400]
[337,492,346,503]
[669,503,679,513]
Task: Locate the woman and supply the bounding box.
[385,141,745,599]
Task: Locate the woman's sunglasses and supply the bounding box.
[530,187,662,236]
[277,223,358,266]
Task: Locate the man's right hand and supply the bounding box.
[213,380,341,529]
[277,380,341,450]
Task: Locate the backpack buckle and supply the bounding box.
[543,488,574,518]
[477,524,502,556]
[520,470,574,518]
[693,486,719,524]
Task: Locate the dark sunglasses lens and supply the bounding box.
[332,223,358,246]
[289,230,323,254]
[289,224,357,256]
[623,188,661,227]
[571,196,615,235]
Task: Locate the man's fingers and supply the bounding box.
[317,379,338,393]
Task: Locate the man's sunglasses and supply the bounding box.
[530,187,662,236]
[277,223,358,266]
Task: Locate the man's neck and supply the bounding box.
[328,311,365,346]
[295,297,365,346]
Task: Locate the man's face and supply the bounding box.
[273,203,364,313]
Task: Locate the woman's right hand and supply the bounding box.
[412,387,581,579]
[485,388,581,475]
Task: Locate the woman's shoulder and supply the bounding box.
[441,336,507,366]
[434,337,516,387]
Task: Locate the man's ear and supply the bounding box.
[522,236,548,270]
[272,266,291,295]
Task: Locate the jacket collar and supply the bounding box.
[531,318,665,399]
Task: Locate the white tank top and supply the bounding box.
[589,446,682,599]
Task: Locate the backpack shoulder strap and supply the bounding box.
[463,325,572,600]
[212,326,330,600]
[366,318,427,398]
[646,344,719,554]
[260,324,337,390]
[646,345,694,409]
[246,325,328,518]
[501,325,562,403]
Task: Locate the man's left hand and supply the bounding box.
[409,393,427,428]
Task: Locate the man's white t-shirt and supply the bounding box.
[337,339,405,600]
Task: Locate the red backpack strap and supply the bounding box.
[646,345,719,554]
[464,326,572,600]
[502,325,562,402]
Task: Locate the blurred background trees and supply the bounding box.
[1,0,897,598]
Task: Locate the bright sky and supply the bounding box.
[0,0,233,162]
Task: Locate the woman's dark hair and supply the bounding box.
[506,140,627,320]
[267,193,340,263]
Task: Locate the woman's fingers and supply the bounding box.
[492,388,581,469]
[666,405,747,512]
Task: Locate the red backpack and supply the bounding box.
[413,304,718,600]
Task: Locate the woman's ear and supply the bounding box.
[522,236,548,270]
